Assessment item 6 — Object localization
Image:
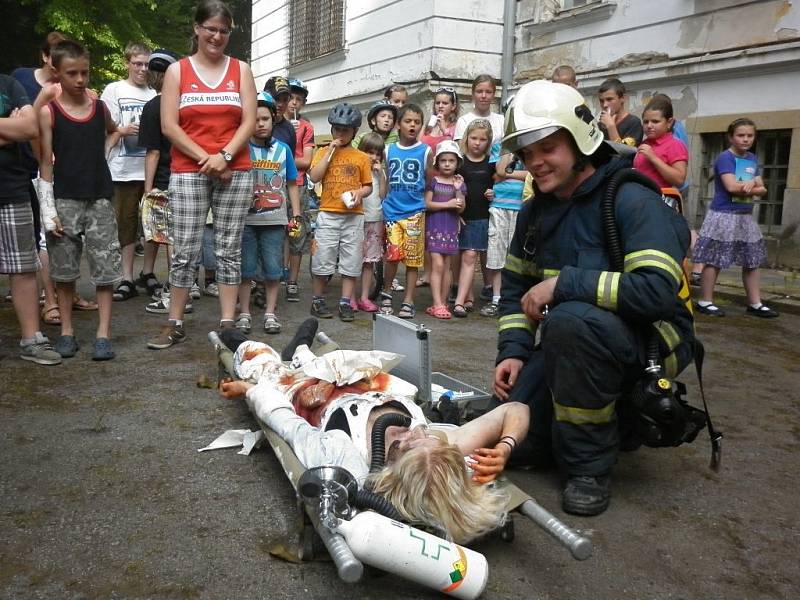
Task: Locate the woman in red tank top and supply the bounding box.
[150,0,256,349]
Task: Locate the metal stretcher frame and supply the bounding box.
[210,332,592,586]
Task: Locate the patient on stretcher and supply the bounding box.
[218,326,529,544]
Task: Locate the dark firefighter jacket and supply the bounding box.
[497,156,694,379]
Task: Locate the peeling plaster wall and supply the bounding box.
[515,0,800,238]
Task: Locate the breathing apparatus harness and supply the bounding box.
[601,169,722,470]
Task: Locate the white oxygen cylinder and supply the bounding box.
[335,511,488,599]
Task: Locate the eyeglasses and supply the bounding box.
[198,24,232,37]
[129,61,148,69]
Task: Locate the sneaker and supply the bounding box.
[190,281,201,299]
[54,334,79,358]
[236,313,252,333]
[479,285,493,301]
[339,301,355,322]
[480,302,499,317]
[145,296,193,314]
[286,281,300,302]
[153,282,169,301]
[147,322,186,349]
[204,281,220,297]
[20,333,62,365]
[263,313,282,334]
[562,475,611,516]
[91,337,116,361]
[311,297,333,319]
[391,278,405,292]
[134,242,144,257]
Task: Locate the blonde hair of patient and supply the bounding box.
[366,439,508,544]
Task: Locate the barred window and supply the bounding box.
[289,0,346,66]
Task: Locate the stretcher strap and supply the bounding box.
[694,339,722,471]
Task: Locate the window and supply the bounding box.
[698,129,791,232]
[288,0,346,67]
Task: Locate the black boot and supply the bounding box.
[281,318,319,361]
[562,475,611,516]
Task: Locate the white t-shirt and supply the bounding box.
[453,110,505,144]
[362,171,384,223]
[101,80,156,182]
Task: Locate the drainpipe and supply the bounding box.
[501,0,517,105]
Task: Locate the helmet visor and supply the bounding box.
[501,126,561,155]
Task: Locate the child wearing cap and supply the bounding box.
[424,140,466,319]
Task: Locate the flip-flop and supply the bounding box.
[73,295,99,311]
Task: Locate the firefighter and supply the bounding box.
[493,80,694,516]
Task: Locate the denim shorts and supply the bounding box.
[458,218,489,251]
[241,224,285,281]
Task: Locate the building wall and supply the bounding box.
[514,0,800,237]
[251,0,504,136]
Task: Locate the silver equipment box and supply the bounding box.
[372,313,432,404]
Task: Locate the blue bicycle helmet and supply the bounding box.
[257,91,277,115]
[328,102,362,128]
[288,78,309,98]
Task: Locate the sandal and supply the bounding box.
[452,304,468,318]
[379,291,393,315]
[112,280,138,302]
[397,302,416,319]
[464,300,475,313]
[41,304,61,325]
[431,304,451,320]
[415,279,430,288]
[73,295,99,310]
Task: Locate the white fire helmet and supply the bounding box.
[434,139,463,164]
[502,80,604,157]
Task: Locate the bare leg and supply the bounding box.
[10,272,40,339]
[341,275,356,301]
[238,279,252,316]
[121,242,135,282]
[382,260,399,293]
[38,250,58,308]
[429,253,446,307]
[142,240,159,275]
[56,281,76,336]
[96,285,113,338]
[403,267,417,306]
[265,280,279,314]
[742,267,762,305]
[700,265,719,303]
[289,253,302,283]
[487,267,501,298]
[168,285,190,321]
[218,283,239,321]
[312,274,327,297]
[455,250,478,306]
[360,263,374,302]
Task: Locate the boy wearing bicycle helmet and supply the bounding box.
[307,103,373,322]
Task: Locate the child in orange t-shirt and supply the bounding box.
[307,103,372,322]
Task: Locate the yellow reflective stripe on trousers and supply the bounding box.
[653,320,681,352]
[623,250,683,284]
[498,313,535,333]
[554,400,616,425]
[504,254,537,277]
[664,352,678,378]
[596,271,620,310]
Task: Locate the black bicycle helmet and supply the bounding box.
[367,100,398,125]
[328,102,362,128]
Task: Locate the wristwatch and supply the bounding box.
[219,149,233,163]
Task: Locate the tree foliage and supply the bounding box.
[4,0,251,90]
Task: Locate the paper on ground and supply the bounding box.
[198,429,265,455]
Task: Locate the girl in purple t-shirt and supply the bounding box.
[693,118,777,318]
[424,141,466,319]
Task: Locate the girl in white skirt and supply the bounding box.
[693,118,778,318]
